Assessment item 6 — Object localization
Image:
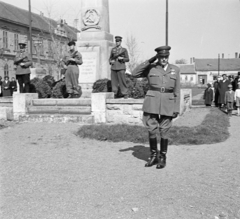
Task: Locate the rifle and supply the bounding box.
[110,50,125,65]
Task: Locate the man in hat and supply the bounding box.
[132,46,180,169]
[14,41,32,93]
[217,74,230,108]
[109,36,129,98]
[62,40,83,98]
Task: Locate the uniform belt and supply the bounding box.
[149,87,174,93]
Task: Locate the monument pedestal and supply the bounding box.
[76,0,115,98]
[76,35,114,98]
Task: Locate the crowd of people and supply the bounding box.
[203,72,240,116]
[0,76,17,97]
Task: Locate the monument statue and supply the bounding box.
[76,0,115,97]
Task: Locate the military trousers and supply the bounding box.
[65,65,80,95]
[16,73,30,93]
[143,112,173,139]
[111,69,128,95]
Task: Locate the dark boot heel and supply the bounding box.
[145,138,158,167]
[156,138,168,169]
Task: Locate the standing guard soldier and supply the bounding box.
[109,36,129,98]
[132,46,180,169]
[14,41,32,93]
[62,41,83,98]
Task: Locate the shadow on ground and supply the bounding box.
[119,145,150,162]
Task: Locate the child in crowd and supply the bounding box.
[203,83,213,107]
[224,84,235,116]
[234,81,240,116]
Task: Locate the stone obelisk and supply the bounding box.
[76,0,114,97]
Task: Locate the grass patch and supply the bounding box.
[0,124,6,130]
[77,108,230,145]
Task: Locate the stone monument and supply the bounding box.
[76,0,115,97]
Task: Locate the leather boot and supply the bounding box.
[145,138,158,167]
[156,138,168,169]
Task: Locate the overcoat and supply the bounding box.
[2,80,11,96]
[203,87,213,105]
[109,46,129,70]
[14,51,32,75]
[132,61,180,116]
[218,79,230,104]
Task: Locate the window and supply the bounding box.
[185,75,188,81]
[14,33,19,51]
[190,76,193,81]
[4,64,9,77]
[3,31,8,49]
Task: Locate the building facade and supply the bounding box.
[0,1,78,81]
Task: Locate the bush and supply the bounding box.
[92,78,112,93]
[42,75,56,89]
[30,77,52,98]
[92,74,149,99]
[51,78,68,98]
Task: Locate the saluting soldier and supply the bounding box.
[109,36,129,98]
[14,41,32,93]
[62,41,83,98]
[132,46,180,169]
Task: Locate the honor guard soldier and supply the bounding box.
[109,36,129,98]
[14,41,32,93]
[132,46,180,169]
[62,41,83,98]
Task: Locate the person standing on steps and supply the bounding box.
[63,41,83,98]
[14,41,32,93]
[132,46,180,169]
[109,36,129,99]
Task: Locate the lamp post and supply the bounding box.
[218,54,220,76]
[166,0,168,46]
[28,0,32,61]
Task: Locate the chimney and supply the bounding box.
[190,58,192,64]
[235,52,238,58]
[192,57,195,63]
[40,12,44,16]
[222,53,224,59]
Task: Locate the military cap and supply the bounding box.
[68,40,76,46]
[115,36,122,42]
[155,46,171,56]
[228,84,233,88]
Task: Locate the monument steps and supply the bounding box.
[20,98,94,123]
[18,114,94,124]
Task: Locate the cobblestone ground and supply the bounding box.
[0,109,239,219]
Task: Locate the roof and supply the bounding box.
[178,64,196,74]
[0,1,79,40]
[195,58,240,71]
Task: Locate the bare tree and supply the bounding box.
[125,35,140,73]
[175,59,188,64]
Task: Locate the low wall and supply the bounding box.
[92,89,192,124]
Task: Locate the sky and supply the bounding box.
[3,0,240,64]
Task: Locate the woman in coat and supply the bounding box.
[203,83,213,106]
[2,76,11,97]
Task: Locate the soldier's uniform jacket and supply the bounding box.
[14,51,32,75]
[109,46,129,70]
[63,50,83,67]
[132,61,180,116]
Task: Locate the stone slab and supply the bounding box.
[18,114,94,124]
[106,99,144,104]
[28,106,91,114]
[32,98,91,106]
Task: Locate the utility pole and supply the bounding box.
[166,0,168,46]
[28,0,33,61]
[218,54,220,76]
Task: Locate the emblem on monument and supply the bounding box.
[82,9,101,31]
